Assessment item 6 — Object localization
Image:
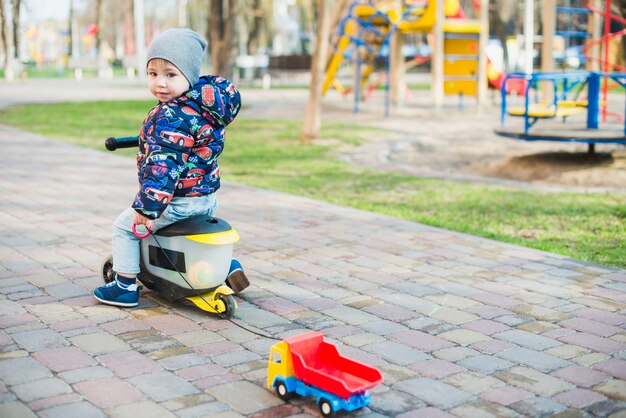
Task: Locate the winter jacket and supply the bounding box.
[132,75,241,219]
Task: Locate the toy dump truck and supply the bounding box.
[267,331,383,417]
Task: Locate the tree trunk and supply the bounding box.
[301,0,333,141]
[490,0,518,71]
[389,30,404,106]
[67,0,73,61]
[0,0,8,70]
[11,0,19,59]
[123,0,135,56]
[208,0,235,77]
[246,0,264,55]
[95,0,104,55]
[489,3,507,70]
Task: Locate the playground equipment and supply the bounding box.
[495,0,626,153]
[582,0,626,121]
[322,0,488,114]
[485,40,526,95]
[555,2,591,67]
[554,1,626,116]
[100,136,242,318]
[496,71,626,153]
[267,331,383,417]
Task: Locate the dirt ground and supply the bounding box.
[315,92,626,193]
[482,149,626,188]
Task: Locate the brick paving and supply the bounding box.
[1,80,626,417]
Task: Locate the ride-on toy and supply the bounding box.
[100,136,243,318]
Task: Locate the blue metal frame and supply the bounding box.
[556,6,591,14]
[605,72,626,135]
[499,71,626,144]
[330,1,425,116]
[555,6,591,54]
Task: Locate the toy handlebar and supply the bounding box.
[105,136,140,151]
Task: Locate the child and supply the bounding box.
[94,28,248,307]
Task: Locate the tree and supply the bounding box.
[122,0,134,61]
[10,0,18,59]
[208,0,236,77]
[0,0,8,75]
[245,0,266,55]
[2,0,20,80]
[67,0,74,62]
[489,0,520,72]
[95,0,104,57]
[301,0,336,141]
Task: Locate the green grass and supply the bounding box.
[1,100,624,269]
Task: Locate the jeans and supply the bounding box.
[112,194,218,275]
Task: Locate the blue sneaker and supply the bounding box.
[94,276,141,307]
[226,259,250,294]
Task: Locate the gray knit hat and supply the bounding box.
[146,28,207,87]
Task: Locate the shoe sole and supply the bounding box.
[93,294,139,308]
[226,269,250,294]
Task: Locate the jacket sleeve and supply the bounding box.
[197,75,241,128]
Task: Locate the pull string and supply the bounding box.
[147,230,281,341]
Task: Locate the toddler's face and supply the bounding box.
[147,59,190,102]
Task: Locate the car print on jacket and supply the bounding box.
[196,124,214,140]
[193,146,213,160]
[146,151,178,165]
[186,185,216,197]
[133,75,241,219]
[175,168,206,190]
[144,187,173,204]
[161,131,195,147]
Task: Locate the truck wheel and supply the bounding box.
[275,381,292,401]
[319,398,335,418]
[101,256,114,284]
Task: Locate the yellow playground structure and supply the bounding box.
[322,0,489,113]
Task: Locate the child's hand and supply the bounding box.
[134,212,154,230]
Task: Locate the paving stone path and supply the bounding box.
[0,80,625,417]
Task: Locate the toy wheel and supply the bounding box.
[101,256,114,284]
[218,294,236,319]
[319,398,335,418]
[275,380,292,401]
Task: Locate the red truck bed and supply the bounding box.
[284,332,383,400]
